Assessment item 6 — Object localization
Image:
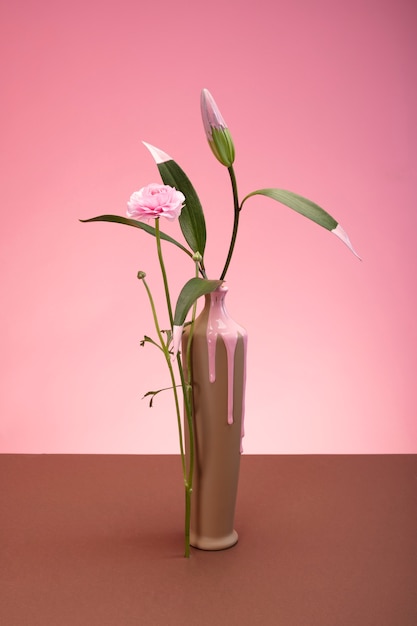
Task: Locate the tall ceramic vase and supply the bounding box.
[182,284,247,550]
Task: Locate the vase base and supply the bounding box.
[190,530,238,551]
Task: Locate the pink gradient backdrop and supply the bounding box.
[1,0,416,453]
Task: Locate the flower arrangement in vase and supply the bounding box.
[82,89,360,557]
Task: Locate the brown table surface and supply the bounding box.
[1,454,416,626]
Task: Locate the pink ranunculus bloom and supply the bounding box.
[127,183,185,222]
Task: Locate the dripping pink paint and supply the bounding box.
[206,285,247,452]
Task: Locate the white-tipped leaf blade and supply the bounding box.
[142,141,171,164]
[332,224,362,260]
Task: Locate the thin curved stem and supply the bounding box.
[174,259,199,557]
[184,265,199,541]
[220,165,240,281]
[141,277,186,477]
[155,219,174,327]
[154,219,198,557]
[176,355,193,557]
[199,261,208,279]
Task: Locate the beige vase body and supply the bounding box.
[182,284,247,550]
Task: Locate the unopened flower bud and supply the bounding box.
[137,271,147,280]
[201,89,235,167]
[192,251,203,263]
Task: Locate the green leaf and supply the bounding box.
[80,215,193,258]
[173,278,223,327]
[241,189,338,231]
[156,160,207,256]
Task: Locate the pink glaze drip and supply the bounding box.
[206,285,247,452]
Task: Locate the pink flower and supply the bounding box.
[127,183,185,222]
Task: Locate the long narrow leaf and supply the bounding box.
[80,215,193,258]
[143,143,207,256]
[158,161,207,256]
[241,189,360,258]
[241,188,337,230]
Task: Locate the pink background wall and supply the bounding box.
[1,0,416,453]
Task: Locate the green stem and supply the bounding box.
[185,487,191,557]
[220,165,240,281]
[176,355,192,558]
[141,277,186,478]
[199,259,208,279]
[154,219,196,557]
[155,219,174,327]
[175,260,199,557]
[184,266,199,554]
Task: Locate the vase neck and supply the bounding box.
[205,283,229,316]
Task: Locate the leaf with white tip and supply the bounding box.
[241,188,360,258]
[331,224,362,259]
[143,142,207,256]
